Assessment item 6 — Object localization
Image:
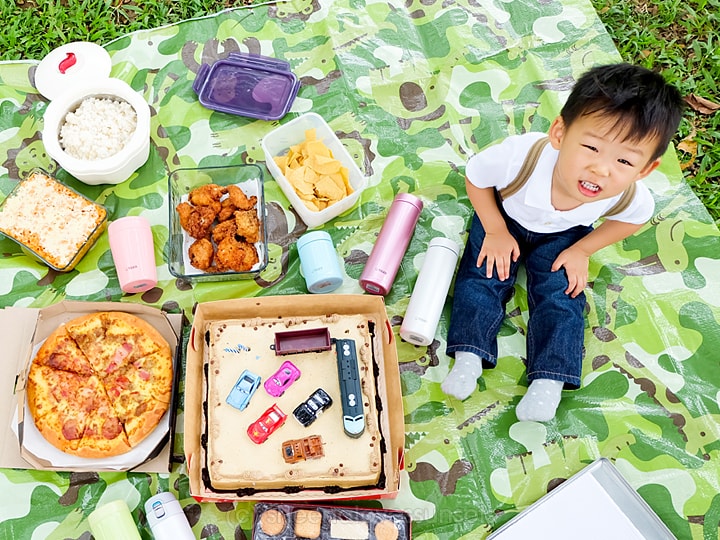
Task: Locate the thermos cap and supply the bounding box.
[428,236,461,255]
[144,492,195,540]
[296,230,331,250]
[394,192,424,211]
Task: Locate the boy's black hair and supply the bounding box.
[560,63,684,162]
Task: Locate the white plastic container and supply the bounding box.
[35,42,151,185]
[262,112,367,228]
[400,237,461,346]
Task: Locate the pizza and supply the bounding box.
[25,311,173,458]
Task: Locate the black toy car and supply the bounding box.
[293,388,333,427]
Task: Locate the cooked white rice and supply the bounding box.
[59,96,137,160]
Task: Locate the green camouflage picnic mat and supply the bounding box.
[1,0,719,538]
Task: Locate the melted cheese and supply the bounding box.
[0,172,105,268]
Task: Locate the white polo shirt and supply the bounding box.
[465,132,655,233]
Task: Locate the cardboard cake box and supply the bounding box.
[0,301,182,473]
[184,294,404,502]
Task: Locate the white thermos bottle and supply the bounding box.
[144,492,195,540]
[400,237,461,346]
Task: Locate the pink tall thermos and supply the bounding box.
[359,193,423,295]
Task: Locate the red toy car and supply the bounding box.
[247,404,287,444]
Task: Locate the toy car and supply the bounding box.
[226,369,261,411]
[281,435,325,463]
[293,388,333,427]
[264,360,301,397]
[247,404,287,444]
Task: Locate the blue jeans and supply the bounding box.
[446,213,593,389]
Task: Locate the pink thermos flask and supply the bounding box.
[359,193,423,295]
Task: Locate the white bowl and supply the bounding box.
[41,78,151,185]
[262,112,367,228]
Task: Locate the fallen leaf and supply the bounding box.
[676,130,697,171]
[685,94,720,114]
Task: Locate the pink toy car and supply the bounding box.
[264,360,301,397]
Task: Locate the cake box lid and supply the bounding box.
[193,53,300,121]
[35,41,113,101]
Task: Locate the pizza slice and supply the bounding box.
[102,351,173,404]
[33,326,94,376]
[26,365,100,454]
[66,311,170,376]
[64,312,107,369]
[108,389,169,447]
[76,391,131,458]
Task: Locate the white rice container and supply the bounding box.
[35,42,151,185]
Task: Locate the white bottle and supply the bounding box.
[400,237,461,346]
[144,492,195,540]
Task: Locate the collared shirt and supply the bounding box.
[465,132,655,233]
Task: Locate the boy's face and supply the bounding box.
[547,113,661,209]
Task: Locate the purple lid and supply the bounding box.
[194,55,299,121]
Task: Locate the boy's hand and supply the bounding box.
[551,246,589,297]
[478,230,520,280]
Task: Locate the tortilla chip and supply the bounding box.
[274,130,354,212]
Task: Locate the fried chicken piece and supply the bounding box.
[176,201,217,239]
[227,184,257,211]
[214,236,260,272]
[188,238,214,270]
[217,197,237,222]
[211,219,237,244]
[189,183,226,213]
[234,208,261,244]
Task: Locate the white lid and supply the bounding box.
[35,41,112,101]
[429,236,461,256]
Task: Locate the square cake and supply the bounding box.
[202,313,384,494]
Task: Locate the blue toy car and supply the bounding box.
[226,369,261,411]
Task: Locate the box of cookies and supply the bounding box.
[184,294,404,502]
[0,300,183,473]
[252,502,411,540]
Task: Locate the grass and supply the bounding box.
[1,0,718,224]
[591,0,720,223]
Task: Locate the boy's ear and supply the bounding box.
[548,116,565,149]
[637,157,662,179]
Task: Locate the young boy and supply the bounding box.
[442,63,683,422]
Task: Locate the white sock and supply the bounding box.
[441,351,483,400]
[516,378,564,422]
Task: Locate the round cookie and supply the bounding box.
[375,519,399,540]
[259,508,287,536]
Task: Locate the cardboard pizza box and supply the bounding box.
[184,294,404,502]
[0,301,182,473]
